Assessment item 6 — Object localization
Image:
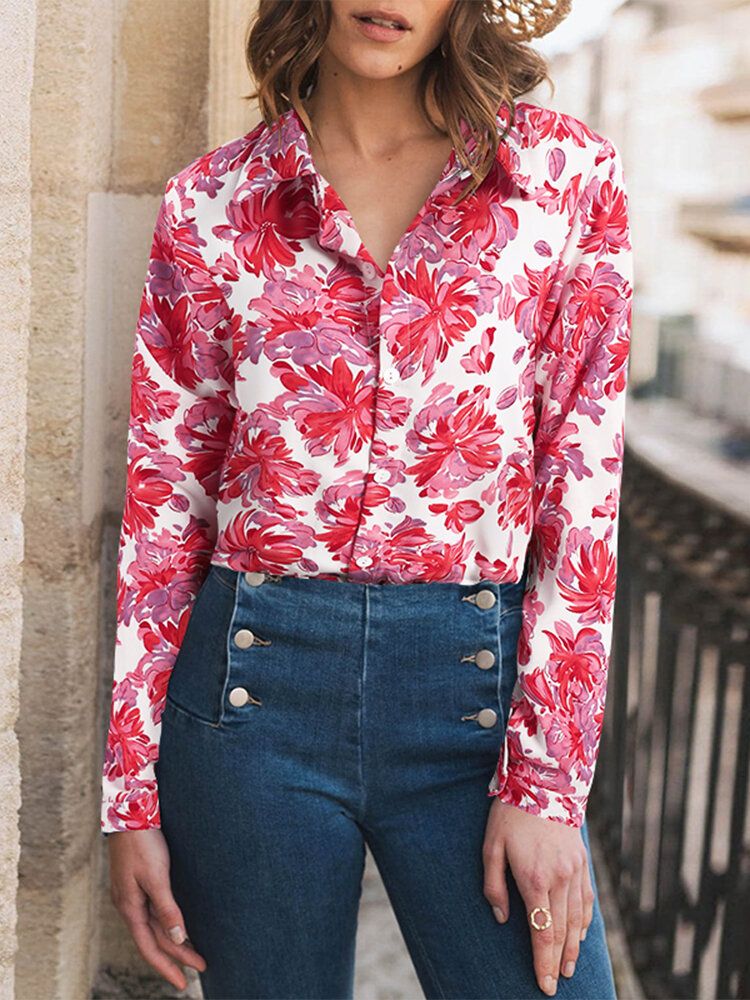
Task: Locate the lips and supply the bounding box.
[353,8,412,31]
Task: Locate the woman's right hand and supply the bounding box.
[483,800,592,997]
[107,828,207,991]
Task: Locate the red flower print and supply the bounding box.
[382,258,478,382]
[216,508,318,574]
[558,534,618,625]
[104,702,157,783]
[213,182,319,277]
[130,351,182,424]
[579,163,631,258]
[271,356,376,464]
[406,384,504,498]
[220,422,320,503]
[121,447,185,536]
[176,397,235,496]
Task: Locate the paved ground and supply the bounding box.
[353,849,423,1000]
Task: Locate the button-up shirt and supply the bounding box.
[101,98,633,834]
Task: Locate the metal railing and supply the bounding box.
[589,445,750,1000]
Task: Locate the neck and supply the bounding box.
[302,51,444,161]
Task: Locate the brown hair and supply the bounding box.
[243,0,569,201]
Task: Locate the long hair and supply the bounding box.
[243,0,569,201]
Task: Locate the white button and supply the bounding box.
[356,555,374,568]
[244,571,265,587]
[372,468,390,484]
[475,649,496,670]
[233,628,256,649]
[382,367,398,385]
[229,686,250,707]
[475,589,496,610]
[361,261,377,280]
[477,708,498,728]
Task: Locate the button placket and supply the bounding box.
[351,263,390,571]
[228,613,269,712]
[377,273,409,390]
[460,583,501,728]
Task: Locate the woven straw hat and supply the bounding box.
[491,0,573,40]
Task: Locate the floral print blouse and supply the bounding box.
[101,98,633,834]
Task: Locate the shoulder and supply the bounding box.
[163,115,280,207]
[504,99,624,188]
[510,99,618,155]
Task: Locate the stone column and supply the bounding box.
[209,0,261,147]
[10,0,210,996]
[0,1,35,996]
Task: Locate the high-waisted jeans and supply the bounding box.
[155,561,617,1000]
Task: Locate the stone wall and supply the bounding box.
[1,2,261,996]
[0,1,34,996]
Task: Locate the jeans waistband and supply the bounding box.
[207,558,529,607]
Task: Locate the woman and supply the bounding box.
[101,1,632,998]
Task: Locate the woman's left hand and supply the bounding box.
[482,799,594,997]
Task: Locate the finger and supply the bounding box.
[580,854,595,940]
[518,884,556,997]
[119,896,189,992]
[148,909,207,973]
[482,834,509,923]
[141,871,191,949]
[560,863,583,978]
[548,877,568,994]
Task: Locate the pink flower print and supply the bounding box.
[217,508,318,573]
[405,384,504,498]
[382,258,477,382]
[219,423,320,504]
[270,356,376,464]
[213,183,319,278]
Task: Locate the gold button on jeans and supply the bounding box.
[475,649,496,670]
[229,686,250,707]
[476,708,498,728]
[475,589,496,610]
[234,628,256,649]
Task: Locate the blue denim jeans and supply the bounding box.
[155,562,617,1000]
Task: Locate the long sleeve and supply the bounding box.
[488,137,633,827]
[101,177,236,834]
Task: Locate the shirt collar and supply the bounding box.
[249,99,534,198]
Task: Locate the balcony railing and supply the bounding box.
[589,426,750,999]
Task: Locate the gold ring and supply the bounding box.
[529,906,552,931]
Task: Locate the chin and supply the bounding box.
[331,42,415,80]
[351,57,409,79]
